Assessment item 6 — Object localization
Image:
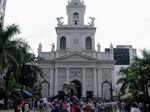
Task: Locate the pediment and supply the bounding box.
[54,53,98,62]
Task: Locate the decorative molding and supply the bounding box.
[55,63,96,67]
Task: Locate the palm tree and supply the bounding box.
[117,49,150,102]
[0,24,20,75]
[134,49,150,103]
[0,24,21,108]
[19,64,43,89]
[0,24,43,108]
[117,63,142,94]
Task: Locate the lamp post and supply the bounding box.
[109,83,115,102]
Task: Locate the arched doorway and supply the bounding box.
[71,80,82,99]
[101,80,112,101]
[40,80,50,98]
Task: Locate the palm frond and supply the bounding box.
[61,82,77,94]
[116,77,126,84]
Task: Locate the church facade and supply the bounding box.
[37,0,115,100]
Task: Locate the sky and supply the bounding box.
[4,0,150,56]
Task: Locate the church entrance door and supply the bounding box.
[71,80,82,99]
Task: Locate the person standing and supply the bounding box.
[24,102,30,112]
[45,99,52,112]
[130,102,141,112]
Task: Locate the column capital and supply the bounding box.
[82,67,86,70]
[50,68,54,70]
[55,67,59,71]
[110,68,114,71]
[97,68,102,71]
[66,67,70,70]
[93,67,97,70]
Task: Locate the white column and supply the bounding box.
[54,68,58,95]
[98,68,102,97]
[92,34,95,50]
[50,68,54,96]
[93,67,97,96]
[111,68,115,90]
[82,68,86,97]
[82,33,85,50]
[66,33,70,51]
[66,68,69,83]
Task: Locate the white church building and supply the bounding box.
[37,0,115,100]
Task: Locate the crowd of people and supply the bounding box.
[15,95,150,112]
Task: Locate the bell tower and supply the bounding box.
[67,0,85,25]
[55,0,96,52]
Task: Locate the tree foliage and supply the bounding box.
[0,24,43,104]
[117,49,150,100]
[0,24,20,70]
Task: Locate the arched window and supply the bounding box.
[86,37,92,50]
[60,37,66,50]
[73,12,79,25]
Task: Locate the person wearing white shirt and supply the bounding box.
[130,102,141,112]
[24,102,30,112]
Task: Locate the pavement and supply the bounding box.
[0,109,36,112]
[0,109,14,112]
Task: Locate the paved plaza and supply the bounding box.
[0,109,13,112]
[0,109,36,112]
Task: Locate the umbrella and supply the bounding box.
[22,90,33,98]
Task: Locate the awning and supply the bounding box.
[22,90,33,98]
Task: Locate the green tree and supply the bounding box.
[0,24,20,72]
[32,83,42,100]
[19,64,43,89]
[117,49,150,102]
[0,24,21,108]
[135,49,150,103]
[0,24,43,108]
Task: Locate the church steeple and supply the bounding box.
[70,0,82,5]
[56,0,96,51]
[67,0,85,25]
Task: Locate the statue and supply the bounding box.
[88,17,95,26]
[38,43,42,53]
[51,43,55,52]
[56,17,64,25]
[97,43,101,52]
[110,43,113,52]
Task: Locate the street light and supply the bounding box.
[109,83,115,102]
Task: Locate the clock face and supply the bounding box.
[73,39,79,46]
